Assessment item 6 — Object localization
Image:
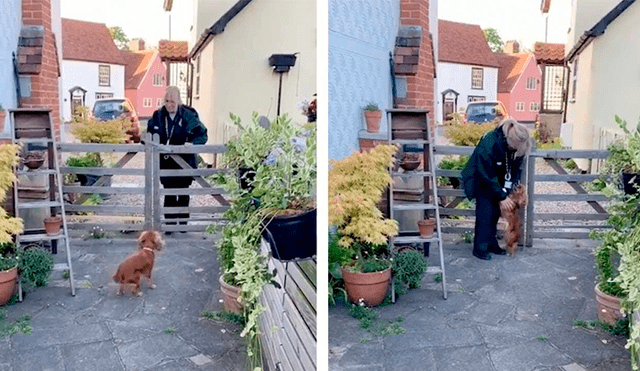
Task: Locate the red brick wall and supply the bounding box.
[398,0,435,128]
[21,0,61,141]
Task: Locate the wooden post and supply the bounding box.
[152,133,162,230]
[144,132,154,230]
[525,154,536,247]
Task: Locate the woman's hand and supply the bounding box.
[500,198,516,213]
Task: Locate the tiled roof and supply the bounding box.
[533,42,564,64]
[62,18,125,65]
[438,19,499,68]
[158,40,189,62]
[121,50,157,89]
[495,53,532,93]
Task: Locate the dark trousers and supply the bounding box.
[473,195,501,253]
[161,177,192,224]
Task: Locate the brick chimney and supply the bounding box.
[505,40,520,54]
[19,0,61,140]
[395,0,435,126]
[130,38,145,51]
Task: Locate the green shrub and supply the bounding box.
[66,153,103,168]
[443,114,495,146]
[392,249,427,290]
[70,106,127,144]
[19,247,54,291]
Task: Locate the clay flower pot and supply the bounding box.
[219,275,243,314]
[417,219,435,238]
[44,215,62,236]
[341,266,391,307]
[399,153,421,171]
[594,284,624,325]
[364,110,382,133]
[21,151,45,170]
[0,266,17,306]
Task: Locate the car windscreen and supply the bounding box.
[467,104,499,123]
[93,101,125,120]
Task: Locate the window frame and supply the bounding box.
[530,102,540,112]
[98,65,111,87]
[516,102,525,112]
[471,67,483,90]
[526,77,537,90]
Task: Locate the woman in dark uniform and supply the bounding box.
[461,118,532,260]
[147,86,207,233]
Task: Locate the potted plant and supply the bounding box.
[65,153,104,187]
[399,153,421,172]
[18,245,54,294]
[603,116,640,195]
[0,243,19,306]
[364,103,382,134]
[329,144,399,307]
[392,248,428,298]
[417,218,435,238]
[250,114,317,261]
[43,215,62,236]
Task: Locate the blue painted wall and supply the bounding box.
[328,0,399,160]
[0,0,21,116]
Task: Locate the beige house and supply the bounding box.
[565,0,640,170]
[188,0,316,160]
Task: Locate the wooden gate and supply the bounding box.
[58,132,230,233]
[432,145,611,246]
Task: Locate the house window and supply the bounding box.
[571,59,578,100]
[157,98,162,107]
[195,56,201,98]
[99,65,110,87]
[153,74,165,86]
[143,98,152,108]
[95,92,114,100]
[516,102,525,111]
[543,65,565,111]
[468,96,485,103]
[471,67,483,89]
[526,77,537,90]
[530,102,540,111]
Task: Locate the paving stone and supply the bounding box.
[12,323,111,350]
[490,340,572,371]
[60,341,123,371]
[117,333,199,370]
[382,347,436,371]
[384,327,483,351]
[190,353,212,366]
[433,345,494,371]
[562,363,587,371]
[12,345,64,371]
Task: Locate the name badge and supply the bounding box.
[504,181,513,189]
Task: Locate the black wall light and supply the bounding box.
[269,53,298,115]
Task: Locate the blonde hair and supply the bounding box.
[500,118,531,157]
[164,86,182,106]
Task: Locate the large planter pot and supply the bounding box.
[342,266,391,307]
[364,110,382,133]
[595,284,624,325]
[263,209,316,261]
[0,266,18,306]
[621,172,640,195]
[219,275,243,314]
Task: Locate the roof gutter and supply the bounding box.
[189,0,253,59]
[566,0,635,62]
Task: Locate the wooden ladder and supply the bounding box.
[10,109,75,299]
[387,109,447,300]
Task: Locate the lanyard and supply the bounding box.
[505,151,512,181]
[164,114,179,144]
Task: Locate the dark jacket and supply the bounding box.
[461,127,524,201]
[147,105,207,171]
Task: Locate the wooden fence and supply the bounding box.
[432,145,611,246]
[259,240,317,371]
[58,132,229,233]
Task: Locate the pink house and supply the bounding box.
[121,39,167,119]
[495,43,542,124]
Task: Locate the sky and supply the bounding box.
[438,0,573,50]
[61,0,194,48]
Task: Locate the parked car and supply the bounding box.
[464,101,508,124]
[92,98,141,143]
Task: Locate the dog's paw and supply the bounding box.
[136,292,144,297]
[150,284,157,289]
[116,290,123,296]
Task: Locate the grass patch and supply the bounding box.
[0,310,32,335]
[200,310,245,326]
[536,335,548,341]
[573,318,629,337]
[434,274,442,283]
[163,327,176,334]
[349,305,406,337]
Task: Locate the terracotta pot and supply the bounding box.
[341,266,391,307]
[364,110,382,133]
[219,275,243,314]
[44,215,62,235]
[0,266,17,306]
[417,219,436,238]
[595,284,624,325]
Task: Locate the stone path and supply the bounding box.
[329,238,631,371]
[0,234,246,371]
